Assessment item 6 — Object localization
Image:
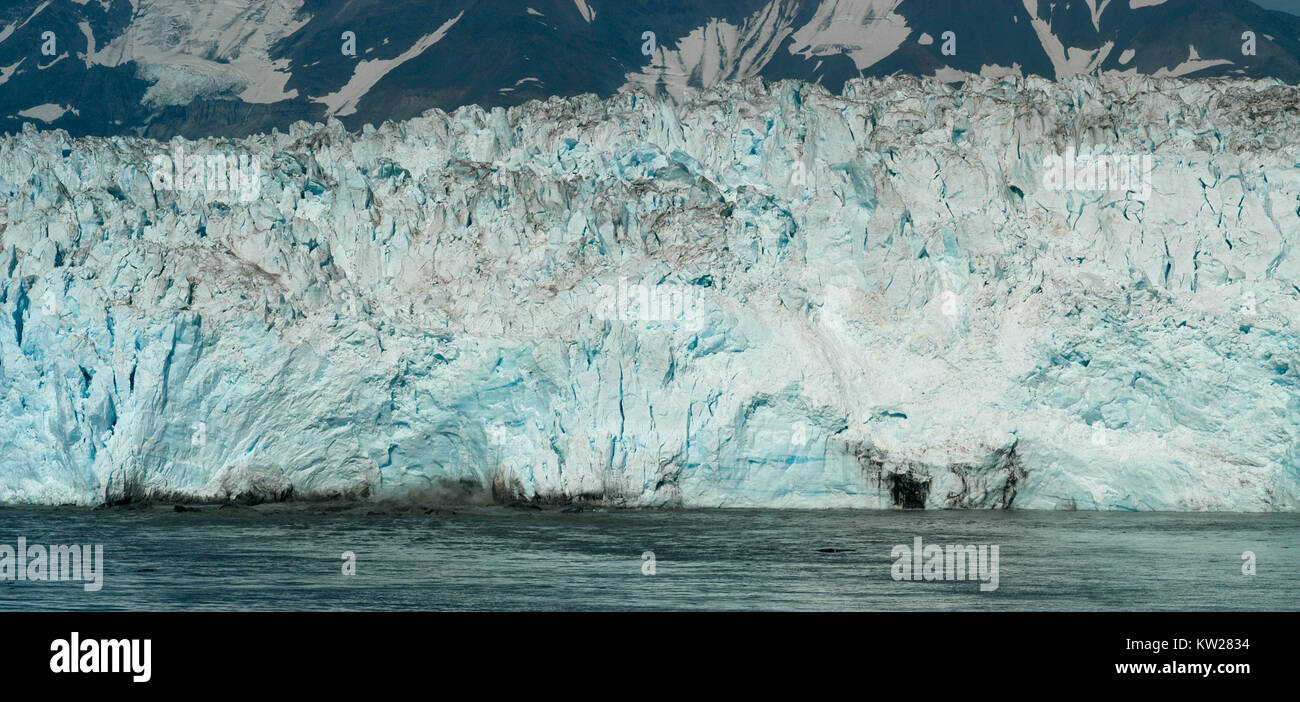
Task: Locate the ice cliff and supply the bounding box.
[1,74,1298,510]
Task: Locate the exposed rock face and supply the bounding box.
[1,74,1297,509]
[6,0,1300,140]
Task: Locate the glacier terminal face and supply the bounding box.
[1,74,1298,510]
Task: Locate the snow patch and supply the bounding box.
[16,103,77,122]
[1152,44,1232,78]
[1023,0,1115,77]
[622,1,799,103]
[573,0,595,23]
[788,0,910,71]
[0,58,24,87]
[79,0,309,106]
[313,12,464,118]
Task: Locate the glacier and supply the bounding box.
[1,73,1298,510]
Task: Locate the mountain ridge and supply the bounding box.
[2,0,1299,139]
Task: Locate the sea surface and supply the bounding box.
[0,504,1296,611]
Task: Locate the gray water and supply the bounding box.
[0,504,1296,611]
